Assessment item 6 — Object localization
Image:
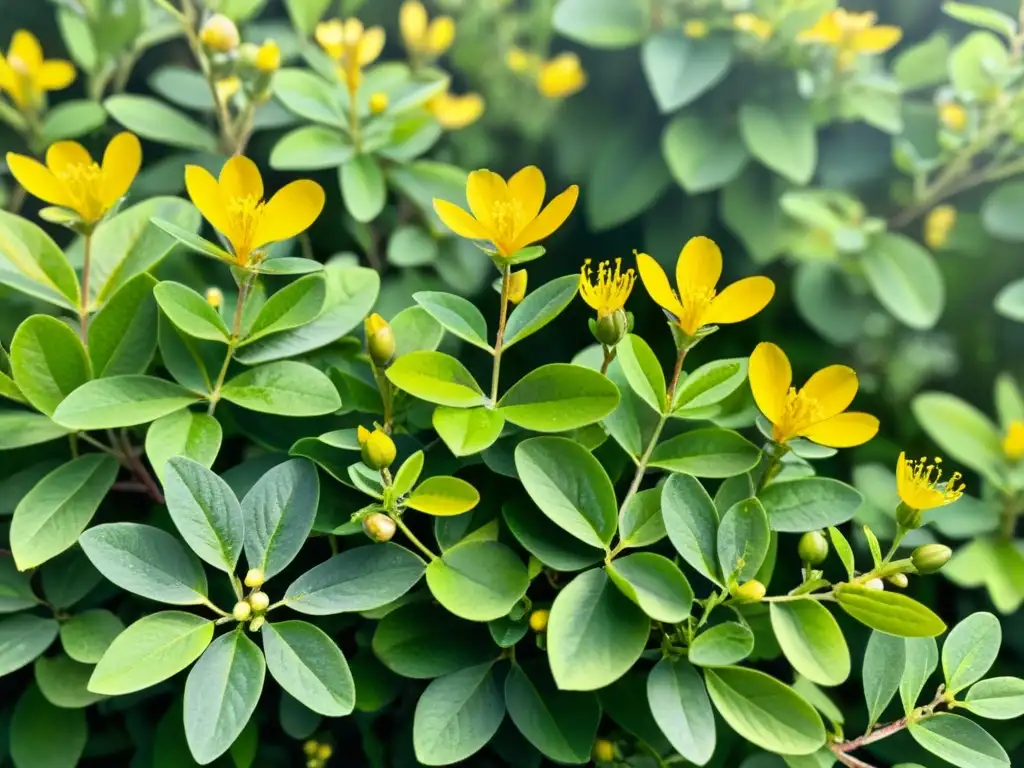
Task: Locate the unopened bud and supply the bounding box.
[358,425,397,470]
[912,544,952,574]
[798,530,829,565]
[363,512,397,542]
[232,600,252,621]
[896,502,924,530]
[887,573,909,589]
[200,14,240,53]
[237,42,260,69]
[205,286,223,308]
[244,567,264,588]
[730,579,766,602]
[594,308,628,346]
[528,608,549,632]
[317,744,333,760]
[303,741,319,757]
[249,590,270,613]
[256,40,281,73]
[369,91,389,114]
[249,615,265,632]
[864,578,885,590]
[364,313,396,367]
[592,739,616,763]
[508,270,527,304]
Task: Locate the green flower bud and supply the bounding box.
[730,579,766,602]
[243,568,264,588]
[363,512,396,542]
[798,530,829,565]
[594,308,628,346]
[249,616,265,632]
[895,502,923,530]
[232,600,252,621]
[864,578,884,591]
[249,590,270,613]
[912,544,952,574]
[364,313,396,367]
[886,573,909,588]
[358,425,396,470]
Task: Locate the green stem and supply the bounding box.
[208,271,256,415]
[393,516,438,561]
[490,264,512,403]
[756,442,789,492]
[200,597,231,618]
[348,85,362,153]
[599,344,615,376]
[79,233,92,344]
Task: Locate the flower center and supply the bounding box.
[676,283,716,336]
[776,387,824,440]
[57,162,104,222]
[580,258,635,317]
[226,194,265,262]
[904,456,964,508]
[489,199,523,252]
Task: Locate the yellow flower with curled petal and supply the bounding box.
[896,452,964,511]
[580,258,634,318]
[733,14,773,41]
[0,30,75,113]
[426,90,484,130]
[433,166,578,259]
[636,236,775,338]
[1005,420,1024,461]
[749,341,879,448]
[315,18,385,95]
[798,9,902,70]
[184,155,325,266]
[400,0,455,58]
[7,132,141,226]
[924,205,956,250]
[537,53,587,99]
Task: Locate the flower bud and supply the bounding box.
[369,91,389,114]
[249,590,270,613]
[363,512,397,542]
[364,313,396,367]
[912,544,952,574]
[232,600,252,621]
[592,739,615,763]
[317,744,333,760]
[798,530,829,565]
[244,568,264,588]
[895,502,923,530]
[730,579,766,602]
[887,573,909,589]
[358,425,397,470]
[594,308,628,347]
[249,615,265,632]
[303,741,319,756]
[528,608,549,632]
[237,42,260,69]
[508,269,527,304]
[205,286,223,308]
[864,578,885,591]
[200,14,240,53]
[256,40,281,73]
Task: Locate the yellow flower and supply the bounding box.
[433,166,578,259]
[315,18,385,95]
[0,30,75,112]
[256,40,281,73]
[505,46,535,73]
[358,424,396,470]
[1005,420,1024,461]
[749,341,879,448]
[798,9,902,70]
[205,287,224,308]
[400,0,455,57]
[896,452,964,511]
[7,132,141,226]
[369,91,388,114]
[537,53,587,99]
[200,14,240,53]
[426,90,484,129]
[508,269,528,304]
[684,20,710,39]
[924,205,956,250]
[580,258,635,318]
[939,102,967,132]
[593,739,616,763]
[733,14,773,41]
[636,236,775,338]
[216,76,241,101]
[184,155,325,266]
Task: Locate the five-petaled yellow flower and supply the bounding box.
[637,236,775,338]
[184,155,325,266]
[749,342,879,448]
[538,53,587,99]
[432,166,578,259]
[7,132,141,226]
[580,258,634,318]
[1005,420,1024,461]
[315,18,385,95]
[400,0,455,59]
[798,9,902,70]
[427,89,485,130]
[896,452,964,512]
[0,30,75,112]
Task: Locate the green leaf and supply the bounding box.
[704,667,825,755]
[647,658,716,765]
[145,409,222,483]
[11,315,90,417]
[35,654,106,708]
[164,457,244,574]
[222,361,340,416]
[688,622,754,667]
[52,375,201,429]
[835,584,947,637]
[0,411,71,449]
[0,615,58,677]
[414,291,490,351]
[608,552,692,623]
[552,0,646,48]
[942,612,1001,694]
[184,631,265,765]
[617,334,666,413]
[407,476,480,516]
[642,32,732,113]
[285,0,333,35]
[241,458,318,579]
[285,542,424,614]
[502,500,604,572]
[242,275,327,345]
[154,281,231,341]
[862,630,905,727]
[759,478,863,532]
[739,98,817,185]
[262,620,354,717]
[426,540,528,622]
[59,608,123,664]
[965,677,1024,719]
[585,121,672,231]
[503,274,580,348]
[273,68,346,126]
[341,154,387,223]
[515,436,617,549]
[982,182,1024,242]
[901,637,940,712]
[9,685,86,767]
[499,363,620,432]
[270,125,353,170]
[861,233,944,330]
[995,278,1024,322]
[372,601,495,679]
[89,611,214,695]
[505,662,600,764]
[770,600,850,687]
[909,713,1010,768]
[661,473,721,585]
[620,488,666,548]
[392,451,425,497]
[672,358,749,416]
[105,95,218,151]
[89,273,159,376]
[41,99,107,143]
[10,454,119,570]
[716,497,770,582]
[387,224,439,267]
[548,568,650,691]
[79,522,209,605]
[151,217,233,264]
[387,160,468,234]
[0,208,79,309]
[894,33,953,90]
[649,428,761,478]
[912,392,1006,487]
[828,526,855,580]
[0,557,37,612]
[663,110,747,193]
[413,662,505,766]
[943,2,1018,40]
[433,405,505,457]
[386,350,486,407]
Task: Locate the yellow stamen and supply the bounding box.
[579,258,635,318]
[897,452,965,511]
[226,194,265,264]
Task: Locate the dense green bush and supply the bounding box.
[1,1,1024,767]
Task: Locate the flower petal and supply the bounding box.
[800,412,879,448]
[218,154,263,201]
[6,152,71,208]
[677,235,722,295]
[748,341,791,425]
[46,140,92,176]
[508,165,545,236]
[0,56,16,94]
[510,184,578,251]
[704,276,775,326]
[9,30,42,73]
[433,198,491,240]
[399,0,427,46]
[38,60,75,91]
[252,179,326,249]
[636,252,683,317]
[466,169,506,230]
[359,26,386,66]
[800,364,858,420]
[100,132,141,206]
[852,26,902,54]
[185,164,233,241]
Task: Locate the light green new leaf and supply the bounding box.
[413,291,491,351]
[608,552,693,623]
[270,125,352,170]
[770,601,850,687]
[647,658,716,765]
[503,274,580,348]
[426,540,528,622]
[649,428,761,478]
[433,405,505,456]
[151,217,234,264]
[835,584,946,637]
[0,208,79,309]
[0,411,71,449]
[392,451,425,497]
[499,363,619,432]
[11,314,91,417]
[241,458,319,579]
[413,662,505,766]
[145,409,222,483]
[965,677,1024,719]
[942,611,1001,694]
[222,361,341,416]
[407,476,480,516]
[617,334,667,413]
[688,622,754,668]
[241,274,327,344]
[262,620,354,716]
[52,375,201,429]
[672,357,749,416]
[164,457,244,574]
[386,350,487,408]
[908,713,1010,768]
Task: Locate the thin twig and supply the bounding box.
[490,264,512,403]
